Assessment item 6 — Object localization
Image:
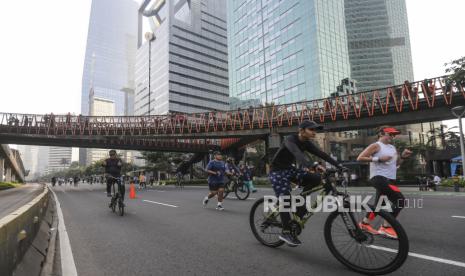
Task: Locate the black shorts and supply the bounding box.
[209,182,225,191]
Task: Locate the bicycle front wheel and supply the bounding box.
[223,184,231,199]
[235,183,250,200]
[249,198,284,247]
[324,208,409,275]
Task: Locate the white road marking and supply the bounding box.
[452,215,465,219]
[49,185,78,276]
[228,197,257,200]
[142,199,178,208]
[367,245,465,268]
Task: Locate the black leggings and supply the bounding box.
[369,176,405,218]
[107,178,125,200]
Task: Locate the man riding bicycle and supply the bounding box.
[357,126,412,239]
[102,150,125,201]
[269,120,344,246]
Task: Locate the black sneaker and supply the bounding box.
[279,232,301,247]
[107,193,112,197]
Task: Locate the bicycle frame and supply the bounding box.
[263,170,354,232]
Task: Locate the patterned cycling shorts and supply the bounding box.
[269,168,306,197]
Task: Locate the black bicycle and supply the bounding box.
[224,175,250,200]
[249,168,409,275]
[107,175,125,216]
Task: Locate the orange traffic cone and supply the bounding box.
[129,182,136,199]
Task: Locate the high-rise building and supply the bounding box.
[80,0,139,165]
[47,147,72,174]
[17,145,39,181]
[87,98,118,163]
[344,0,414,92]
[228,0,351,106]
[135,0,229,115]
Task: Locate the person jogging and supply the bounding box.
[357,126,413,239]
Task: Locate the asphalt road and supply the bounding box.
[51,183,465,276]
[0,183,43,218]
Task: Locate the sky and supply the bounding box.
[0,0,464,157]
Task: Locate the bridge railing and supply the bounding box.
[0,76,464,137]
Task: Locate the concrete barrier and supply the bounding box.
[0,184,49,275]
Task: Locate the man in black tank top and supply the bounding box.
[269,120,343,246]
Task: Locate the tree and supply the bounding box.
[445,56,465,84]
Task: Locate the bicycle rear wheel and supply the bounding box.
[324,208,409,275]
[249,198,284,247]
[235,182,250,200]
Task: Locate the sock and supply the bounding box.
[217,202,223,206]
[204,196,208,201]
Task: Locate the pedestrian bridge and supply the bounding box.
[0,75,463,152]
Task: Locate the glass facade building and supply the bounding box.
[228,0,351,106]
[344,0,414,92]
[135,0,229,115]
[81,0,138,116]
[80,0,138,165]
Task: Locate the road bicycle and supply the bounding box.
[107,175,125,216]
[224,175,250,200]
[249,168,409,275]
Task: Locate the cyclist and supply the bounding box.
[225,157,241,185]
[357,126,412,239]
[203,151,226,211]
[102,149,125,201]
[139,172,146,189]
[269,120,343,246]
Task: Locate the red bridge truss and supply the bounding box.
[0,75,464,151]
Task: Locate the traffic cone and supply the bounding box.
[129,182,136,199]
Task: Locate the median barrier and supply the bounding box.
[0,185,49,275]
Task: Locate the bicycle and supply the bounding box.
[224,175,250,200]
[107,175,125,216]
[249,168,409,275]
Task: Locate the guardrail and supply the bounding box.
[0,185,49,275]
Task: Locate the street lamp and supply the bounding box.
[451,106,465,177]
[145,32,155,115]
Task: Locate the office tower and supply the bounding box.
[228,0,351,106]
[344,0,414,92]
[135,0,229,115]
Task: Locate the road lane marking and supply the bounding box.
[49,185,78,276]
[228,197,257,200]
[142,199,178,208]
[367,245,465,268]
[452,215,465,219]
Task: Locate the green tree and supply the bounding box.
[445,56,465,84]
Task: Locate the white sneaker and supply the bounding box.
[202,198,209,207]
[216,205,224,211]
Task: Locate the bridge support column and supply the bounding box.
[265,133,282,174]
[5,167,12,182]
[0,158,4,182]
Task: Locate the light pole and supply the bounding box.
[145,32,155,115]
[451,106,465,178]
